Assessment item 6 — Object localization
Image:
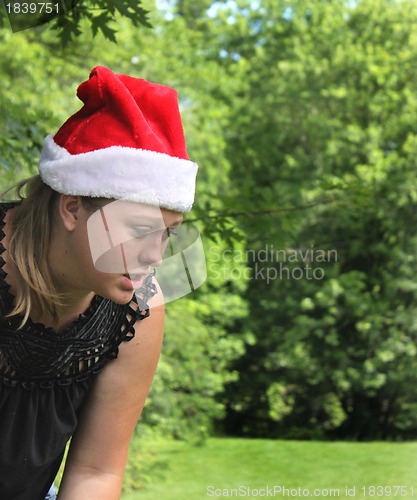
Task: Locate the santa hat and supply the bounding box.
[38,66,198,213]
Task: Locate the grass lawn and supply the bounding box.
[122,438,417,499]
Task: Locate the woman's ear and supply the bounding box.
[59,195,83,232]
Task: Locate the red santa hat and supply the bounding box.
[38,66,198,213]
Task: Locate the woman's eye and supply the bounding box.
[132,227,151,237]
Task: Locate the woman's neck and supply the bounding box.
[46,233,96,330]
[33,292,95,331]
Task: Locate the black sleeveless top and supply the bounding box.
[0,203,156,499]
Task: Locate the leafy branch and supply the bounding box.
[185,197,336,223]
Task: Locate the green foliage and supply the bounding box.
[141,292,247,444]
[267,382,296,422]
[0,0,151,44]
[216,0,417,440]
[56,0,151,44]
[122,428,165,492]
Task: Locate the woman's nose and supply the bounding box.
[135,233,166,268]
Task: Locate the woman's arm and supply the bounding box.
[57,298,164,499]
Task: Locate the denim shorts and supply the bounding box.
[45,484,57,500]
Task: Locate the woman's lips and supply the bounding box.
[122,273,147,290]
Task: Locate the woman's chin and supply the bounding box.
[103,284,135,305]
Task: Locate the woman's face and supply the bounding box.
[61,198,183,304]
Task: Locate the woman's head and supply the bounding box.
[8,176,183,325]
[7,66,198,326]
[52,193,182,302]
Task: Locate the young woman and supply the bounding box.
[0,66,198,499]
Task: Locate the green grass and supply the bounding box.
[122,438,417,499]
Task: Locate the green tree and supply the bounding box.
[214,0,417,440]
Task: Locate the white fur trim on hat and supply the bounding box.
[38,135,198,212]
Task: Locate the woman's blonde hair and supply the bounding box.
[5,175,61,327]
[4,175,106,328]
